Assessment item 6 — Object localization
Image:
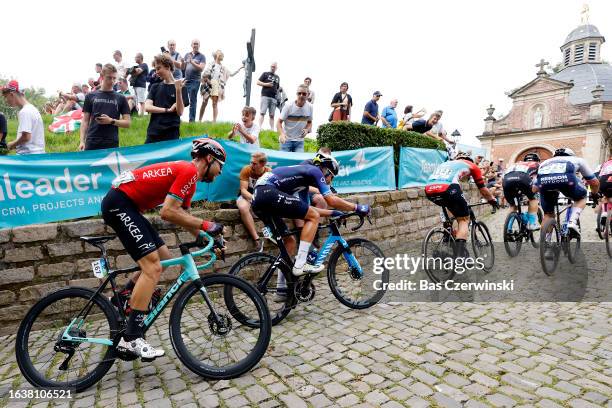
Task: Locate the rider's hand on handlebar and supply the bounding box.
[488,199,500,209]
[589,192,601,205]
[213,236,226,261]
[203,221,224,237]
[355,204,371,216]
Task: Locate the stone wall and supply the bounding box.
[0,186,484,334]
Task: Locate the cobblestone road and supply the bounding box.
[1,209,611,408]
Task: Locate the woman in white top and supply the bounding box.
[400,105,425,130]
[201,50,244,123]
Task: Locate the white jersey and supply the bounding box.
[538,156,595,180]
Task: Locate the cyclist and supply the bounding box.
[595,155,612,232]
[101,138,226,361]
[251,152,370,276]
[425,152,498,256]
[502,152,541,230]
[534,148,599,236]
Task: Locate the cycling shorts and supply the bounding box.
[536,172,587,214]
[251,185,309,234]
[101,189,165,262]
[599,176,612,199]
[502,172,535,204]
[425,183,469,218]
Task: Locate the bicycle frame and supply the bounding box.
[60,233,216,347]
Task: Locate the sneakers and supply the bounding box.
[117,337,165,361]
[567,221,581,236]
[292,263,325,277]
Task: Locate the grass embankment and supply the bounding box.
[4,115,317,153]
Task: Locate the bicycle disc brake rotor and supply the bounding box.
[207,313,232,337]
[294,280,316,302]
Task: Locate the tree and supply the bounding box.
[0,78,49,119]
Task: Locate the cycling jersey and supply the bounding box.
[504,161,539,178]
[599,159,612,198]
[425,159,485,195]
[599,159,612,179]
[535,156,592,213]
[536,156,595,182]
[255,164,332,201]
[114,161,198,212]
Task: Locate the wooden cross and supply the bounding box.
[243,29,256,106]
[535,59,549,74]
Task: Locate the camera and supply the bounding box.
[126,65,139,76]
[161,46,168,53]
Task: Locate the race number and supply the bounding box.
[539,162,567,175]
[91,259,108,278]
[111,171,135,188]
[431,166,453,180]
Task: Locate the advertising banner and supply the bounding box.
[398,147,448,188]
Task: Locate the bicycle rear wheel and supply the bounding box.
[169,274,271,380]
[422,227,456,283]
[15,287,118,392]
[597,211,604,240]
[539,218,560,275]
[503,211,523,257]
[567,219,581,264]
[229,252,293,326]
[605,216,612,258]
[471,221,495,272]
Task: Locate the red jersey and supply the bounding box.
[425,159,485,194]
[114,161,198,212]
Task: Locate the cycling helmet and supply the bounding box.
[553,148,575,157]
[455,152,474,163]
[312,152,339,176]
[523,152,540,162]
[191,138,226,163]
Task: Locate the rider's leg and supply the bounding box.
[294,208,319,269]
[454,217,469,257]
[526,198,540,229]
[568,197,587,230]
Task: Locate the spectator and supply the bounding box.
[496,158,505,174]
[237,151,272,248]
[79,64,131,151]
[198,73,212,122]
[277,84,313,152]
[116,77,136,113]
[202,50,244,123]
[330,82,352,121]
[381,99,398,128]
[184,39,206,122]
[303,77,315,104]
[144,54,188,144]
[53,83,85,115]
[88,77,98,91]
[276,86,288,113]
[400,105,425,129]
[1,80,45,154]
[475,155,484,166]
[165,39,184,79]
[361,91,382,125]
[95,63,103,85]
[405,112,456,145]
[0,111,7,150]
[257,62,280,130]
[130,53,148,115]
[228,106,261,147]
[82,84,90,96]
[146,60,162,91]
[112,50,127,80]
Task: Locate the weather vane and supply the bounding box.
[581,3,589,24]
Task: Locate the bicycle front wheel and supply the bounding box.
[327,238,388,309]
[539,218,560,275]
[605,215,612,258]
[169,274,271,380]
[15,287,118,392]
[471,221,495,272]
[503,211,523,257]
[422,227,456,283]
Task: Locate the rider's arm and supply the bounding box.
[469,162,495,201]
[324,194,360,212]
[577,158,600,193]
[160,196,202,236]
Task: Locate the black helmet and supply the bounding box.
[553,148,575,157]
[312,152,339,176]
[191,138,226,163]
[455,151,474,163]
[524,153,540,162]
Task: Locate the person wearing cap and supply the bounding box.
[361,91,381,125]
[1,80,46,155]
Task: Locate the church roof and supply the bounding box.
[562,24,605,47]
[551,63,612,104]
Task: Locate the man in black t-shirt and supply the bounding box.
[144,54,189,144]
[130,53,149,116]
[256,62,280,130]
[79,64,131,151]
[0,112,7,150]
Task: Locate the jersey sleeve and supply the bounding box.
[468,162,486,188]
[577,158,596,180]
[168,163,198,208]
[308,166,332,196]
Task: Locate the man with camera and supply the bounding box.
[128,53,149,116]
[163,40,184,80]
[80,64,131,151]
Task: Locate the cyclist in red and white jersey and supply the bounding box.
[425,152,497,255]
[101,138,226,360]
[596,155,612,231]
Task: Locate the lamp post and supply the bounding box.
[451,129,461,145]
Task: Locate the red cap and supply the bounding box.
[1,80,20,94]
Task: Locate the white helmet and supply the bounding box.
[553,148,575,157]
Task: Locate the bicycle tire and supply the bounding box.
[539,218,560,276]
[16,287,118,392]
[327,238,388,309]
[503,211,523,257]
[471,221,495,272]
[169,274,271,380]
[228,251,293,326]
[529,208,544,248]
[605,215,612,258]
[567,219,581,264]
[422,227,456,283]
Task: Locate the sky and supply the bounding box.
[2,0,611,147]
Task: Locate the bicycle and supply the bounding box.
[228,212,389,326]
[422,202,494,283]
[592,198,612,258]
[15,232,272,392]
[503,194,544,257]
[539,197,581,275]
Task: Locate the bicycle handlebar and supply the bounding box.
[180,231,225,260]
[330,211,372,231]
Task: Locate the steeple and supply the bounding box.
[558,5,605,70]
